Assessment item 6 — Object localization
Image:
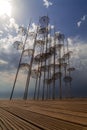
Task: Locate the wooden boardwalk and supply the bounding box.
[0,99,87,130]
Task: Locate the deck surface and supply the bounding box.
[0,99,87,130]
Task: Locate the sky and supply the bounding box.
[0,0,87,99]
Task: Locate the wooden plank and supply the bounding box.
[0,99,87,130]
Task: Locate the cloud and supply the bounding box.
[0,30,3,37]
[77,21,81,27]
[67,37,87,70]
[31,23,37,32]
[0,22,37,72]
[9,18,18,29]
[0,14,19,35]
[77,15,87,27]
[0,30,3,34]
[81,15,87,21]
[0,59,8,64]
[6,17,19,32]
[0,33,23,73]
[43,0,53,8]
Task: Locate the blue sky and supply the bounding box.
[11,0,87,39]
[0,0,87,99]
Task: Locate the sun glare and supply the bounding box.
[0,0,12,17]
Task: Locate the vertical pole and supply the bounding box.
[53,46,55,99]
[10,21,31,100]
[37,68,41,100]
[33,63,39,100]
[37,43,44,100]
[46,59,49,99]
[42,38,46,100]
[23,32,37,100]
[47,28,52,100]
[34,76,38,100]
[59,42,62,99]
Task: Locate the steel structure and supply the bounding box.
[10,16,75,100]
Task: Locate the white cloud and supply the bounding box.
[8,18,19,32]
[0,33,23,54]
[77,21,82,27]
[31,23,37,32]
[77,15,87,27]
[4,26,9,32]
[0,14,19,35]
[0,30,3,36]
[81,15,87,21]
[0,30,3,34]
[0,59,8,64]
[67,37,87,70]
[51,25,54,29]
[43,0,53,8]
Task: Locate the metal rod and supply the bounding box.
[33,63,39,100]
[23,31,37,100]
[37,42,44,100]
[10,20,31,100]
[42,34,48,100]
[59,42,62,99]
[52,26,56,100]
